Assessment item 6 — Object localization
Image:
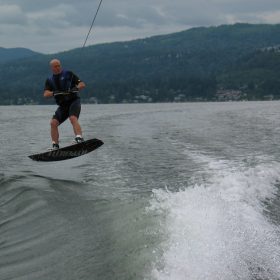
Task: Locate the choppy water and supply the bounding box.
[0,102,280,280]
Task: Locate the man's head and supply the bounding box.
[50,59,62,75]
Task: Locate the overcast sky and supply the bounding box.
[0,0,280,53]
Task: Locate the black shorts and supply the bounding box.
[53,98,81,125]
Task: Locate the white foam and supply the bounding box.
[149,157,280,280]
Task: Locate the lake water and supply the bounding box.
[0,102,280,280]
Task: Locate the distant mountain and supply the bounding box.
[1,23,280,104]
[0,47,41,63]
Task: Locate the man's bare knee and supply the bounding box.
[50,119,59,128]
[69,116,78,124]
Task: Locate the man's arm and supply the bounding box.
[44,79,54,98]
[70,72,86,91]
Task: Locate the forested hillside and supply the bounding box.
[0,47,40,63]
[1,23,280,104]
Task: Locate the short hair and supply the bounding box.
[49,59,61,66]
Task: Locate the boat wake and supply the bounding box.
[149,150,280,280]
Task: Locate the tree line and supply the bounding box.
[0,23,280,104]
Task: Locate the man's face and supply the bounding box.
[51,61,62,75]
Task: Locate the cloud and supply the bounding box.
[257,10,280,24]
[0,4,27,24]
[0,0,279,53]
[26,4,76,29]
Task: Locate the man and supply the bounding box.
[44,59,86,150]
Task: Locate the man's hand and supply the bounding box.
[77,81,86,90]
[44,90,54,98]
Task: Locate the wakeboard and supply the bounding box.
[29,138,104,162]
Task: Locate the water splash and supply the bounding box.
[150,157,280,280]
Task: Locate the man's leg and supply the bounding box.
[50,118,60,144]
[51,106,67,146]
[68,98,82,139]
[69,115,82,136]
